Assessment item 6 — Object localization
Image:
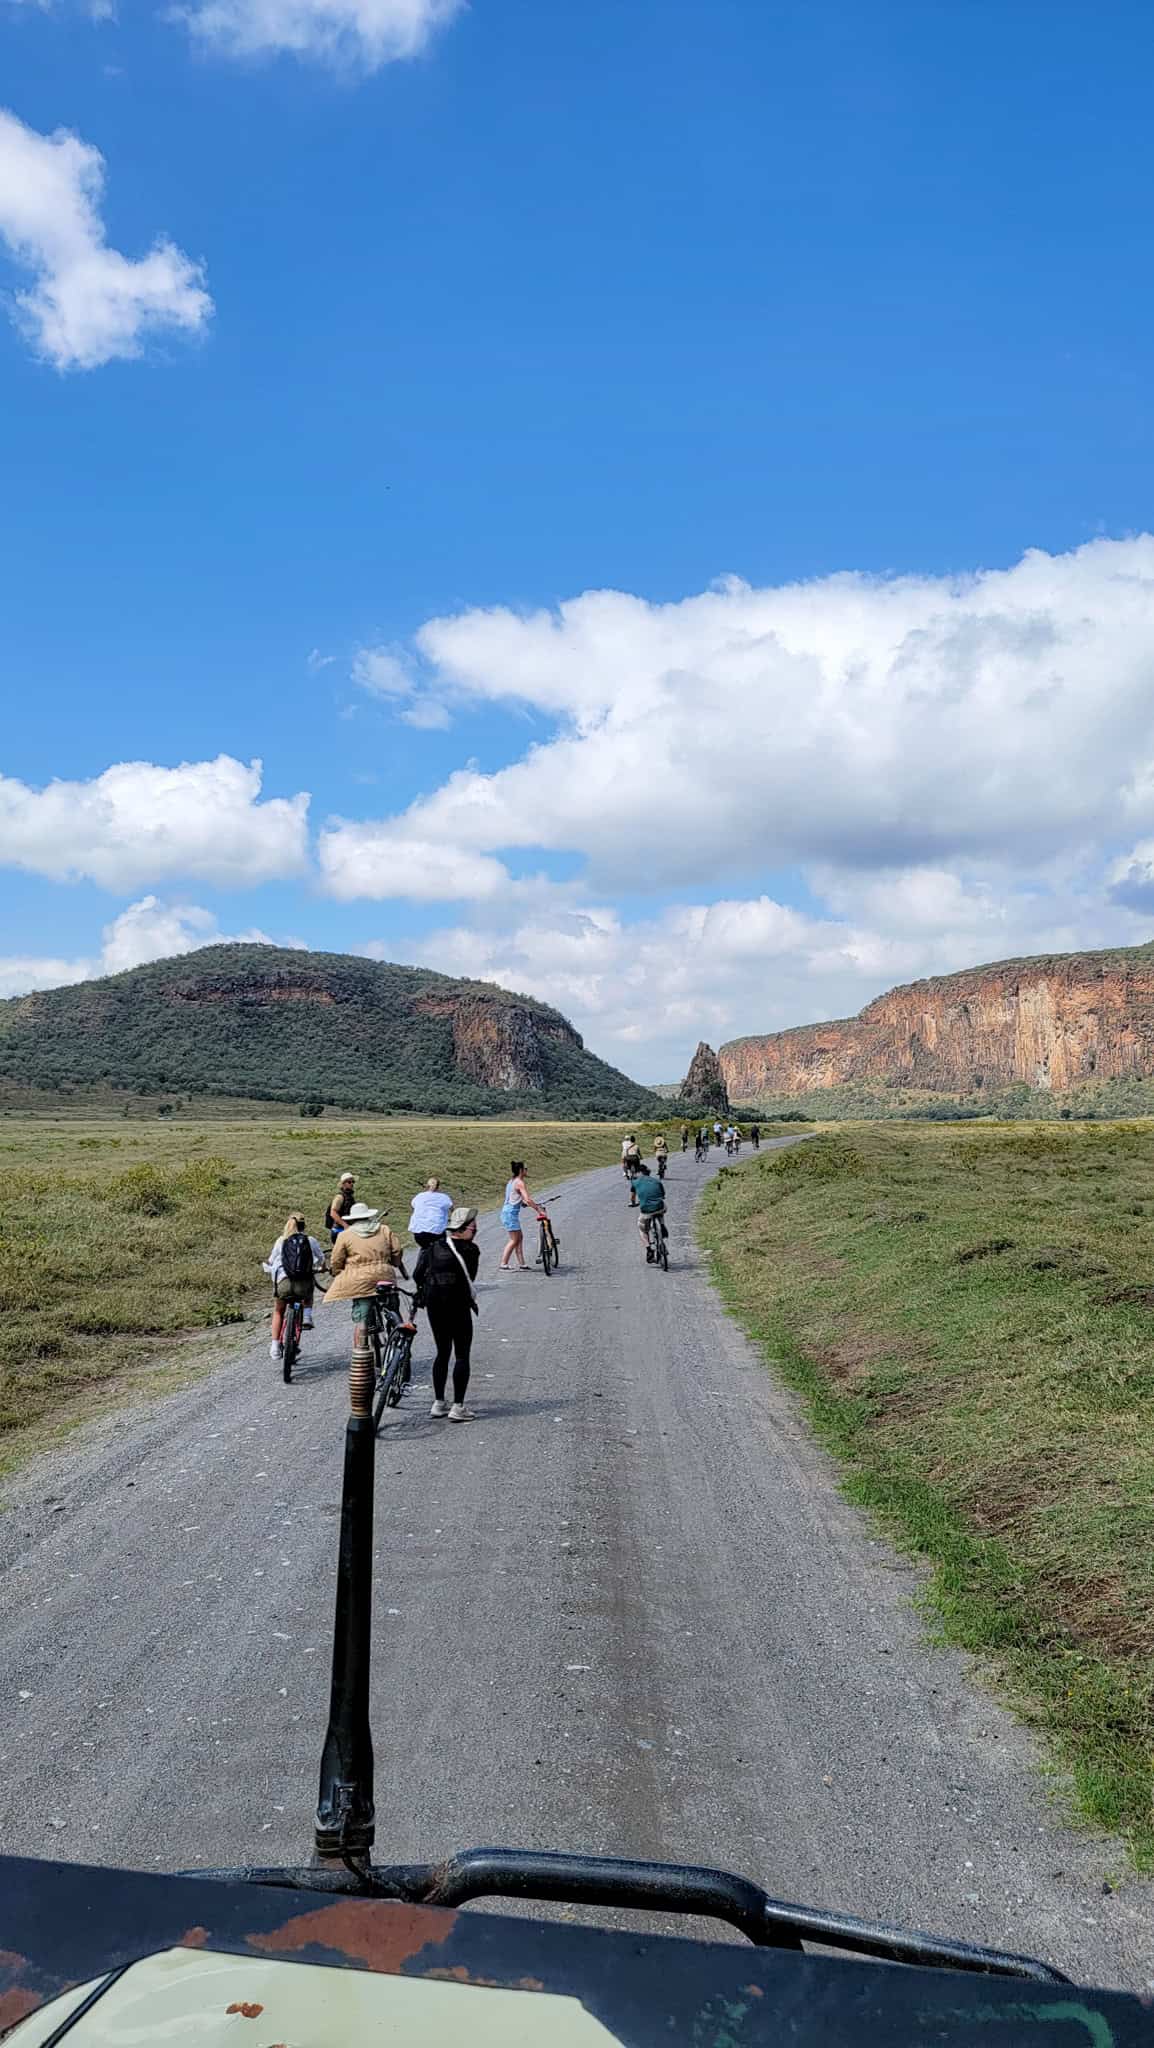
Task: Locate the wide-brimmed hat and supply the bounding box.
[339,1170,355,1183]
[449,1205,478,1232]
[346,1202,379,1222]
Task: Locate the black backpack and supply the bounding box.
[281,1231,314,1289]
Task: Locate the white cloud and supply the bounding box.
[0,894,285,999]
[320,821,511,902]
[329,538,1154,899]
[0,756,309,890]
[180,0,463,69]
[0,108,212,370]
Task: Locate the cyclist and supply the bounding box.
[713,1120,723,1147]
[695,1126,708,1161]
[409,1175,453,1248]
[499,1160,543,1270]
[680,1124,689,1152]
[414,1205,480,1421]
[631,1161,667,1262]
[325,1171,357,1243]
[263,1212,327,1364]
[751,1123,761,1150]
[654,1133,669,1180]
[324,1202,411,1346]
[621,1133,642,1204]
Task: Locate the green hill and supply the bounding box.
[0,944,659,1119]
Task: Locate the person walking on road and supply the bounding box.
[499,1160,540,1270]
[325,1172,357,1243]
[680,1124,689,1151]
[415,1206,480,1421]
[409,1176,453,1248]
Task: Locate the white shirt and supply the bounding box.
[409,1189,453,1235]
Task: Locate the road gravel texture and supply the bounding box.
[1,1142,1150,1989]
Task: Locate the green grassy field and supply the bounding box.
[700,1122,1154,1866]
[0,1114,650,1470]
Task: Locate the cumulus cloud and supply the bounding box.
[0,108,212,370]
[0,755,309,890]
[320,820,513,902]
[329,538,1154,897]
[180,0,463,69]
[0,894,284,1000]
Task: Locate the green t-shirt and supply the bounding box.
[633,1174,666,1215]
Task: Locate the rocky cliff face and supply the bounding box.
[679,1041,730,1111]
[720,943,1154,1103]
[417,994,579,1093]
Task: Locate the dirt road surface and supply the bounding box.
[1,1142,1150,1988]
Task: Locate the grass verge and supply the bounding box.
[699,1123,1154,1869]
[0,1115,627,1471]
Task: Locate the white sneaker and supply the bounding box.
[430,1399,449,1418]
[302,1310,314,1329]
[270,1341,283,1361]
[448,1403,473,1423]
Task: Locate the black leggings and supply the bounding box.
[428,1299,474,1404]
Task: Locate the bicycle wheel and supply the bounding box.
[540,1222,553,1276]
[658,1221,669,1273]
[381,1329,410,1409]
[282,1301,301,1382]
[547,1222,560,1269]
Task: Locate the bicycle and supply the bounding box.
[534,1202,560,1276]
[281,1295,305,1383]
[656,1153,668,1181]
[364,1283,418,1433]
[694,1135,707,1162]
[641,1209,669,1272]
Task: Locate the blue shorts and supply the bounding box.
[501,1203,522,1231]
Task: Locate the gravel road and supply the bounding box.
[1,1141,1150,1989]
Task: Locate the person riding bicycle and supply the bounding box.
[696,1126,709,1159]
[631,1163,667,1261]
[713,1121,723,1146]
[263,1212,327,1364]
[680,1125,689,1151]
[751,1123,761,1149]
[325,1202,412,1342]
[621,1134,643,1204]
[325,1172,357,1243]
[654,1133,669,1179]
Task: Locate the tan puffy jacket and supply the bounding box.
[325,1224,406,1302]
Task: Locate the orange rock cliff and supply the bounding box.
[719,944,1154,1103]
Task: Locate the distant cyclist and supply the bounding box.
[695,1127,708,1161]
[751,1124,761,1150]
[621,1133,642,1203]
[713,1121,723,1147]
[654,1133,669,1180]
[680,1125,689,1152]
[631,1162,667,1262]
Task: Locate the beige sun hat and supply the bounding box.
[346,1201,380,1222]
[448,1205,478,1231]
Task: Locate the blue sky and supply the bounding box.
[3,0,1154,1078]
